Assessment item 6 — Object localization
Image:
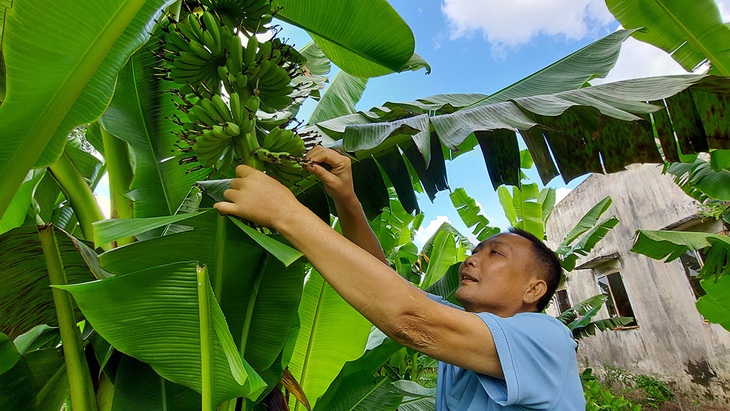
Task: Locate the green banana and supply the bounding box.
[211,94,233,123]
[201,11,221,50]
[200,98,226,123]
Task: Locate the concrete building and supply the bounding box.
[544,164,730,408]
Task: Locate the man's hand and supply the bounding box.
[214,164,304,229]
[305,145,356,203]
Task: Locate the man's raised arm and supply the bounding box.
[213,163,503,379]
[305,146,389,265]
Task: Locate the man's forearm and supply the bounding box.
[276,204,424,333]
[333,194,389,265]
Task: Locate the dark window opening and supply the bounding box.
[679,250,707,299]
[554,289,572,314]
[596,272,637,327]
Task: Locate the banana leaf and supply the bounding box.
[0,226,102,340]
[288,269,372,411]
[606,0,730,75]
[696,274,730,331]
[273,0,425,77]
[308,72,368,125]
[666,159,730,201]
[0,0,173,220]
[110,355,201,411]
[99,43,209,219]
[57,262,267,405]
[98,209,306,379]
[449,188,500,243]
[0,332,36,411]
[557,197,613,250]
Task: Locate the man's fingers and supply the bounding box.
[235,164,254,177]
[230,178,241,189]
[213,201,237,215]
[223,188,237,201]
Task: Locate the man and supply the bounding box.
[215,146,586,410]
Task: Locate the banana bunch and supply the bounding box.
[259,126,305,157]
[162,11,233,94]
[180,92,261,169]
[200,0,273,34]
[252,147,310,186]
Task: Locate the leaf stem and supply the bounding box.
[411,352,419,381]
[39,224,98,411]
[197,265,214,411]
[213,214,226,300]
[48,150,108,248]
[239,254,268,356]
[100,127,134,234]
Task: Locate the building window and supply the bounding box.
[679,250,707,300]
[553,289,572,314]
[596,272,638,327]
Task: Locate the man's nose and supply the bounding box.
[463,254,478,267]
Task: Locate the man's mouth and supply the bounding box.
[460,273,478,283]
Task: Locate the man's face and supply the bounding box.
[455,233,540,316]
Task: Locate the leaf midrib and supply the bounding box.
[296,272,326,411]
[650,0,729,76]
[129,57,174,215]
[0,0,147,218]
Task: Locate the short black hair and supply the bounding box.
[508,227,563,312]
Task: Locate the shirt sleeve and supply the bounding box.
[427,293,464,310]
[475,313,577,409]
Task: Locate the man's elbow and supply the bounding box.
[387,311,438,353]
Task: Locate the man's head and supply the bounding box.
[455,228,563,316]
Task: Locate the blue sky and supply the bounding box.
[95,0,729,246]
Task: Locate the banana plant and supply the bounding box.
[555,294,634,340]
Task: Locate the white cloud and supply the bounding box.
[414,215,451,248]
[592,36,688,84]
[555,187,572,204]
[441,0,614,52]
[718,0,730,21]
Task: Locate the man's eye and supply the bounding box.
[490,249,501,256]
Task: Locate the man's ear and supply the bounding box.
[523,278,547,306]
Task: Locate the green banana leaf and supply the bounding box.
[558,197,613,249]
[498,184,548,239]
[288,269,372,410]
[696,274,730,331]
[99,45,209,219]
[98,208,306,379]
[425,263,462,307]
[111,355,201,411]
[0,0,173,220]
[631,230,730,329]
[57,262,267,405]
[0,170,45,235]
[421,230,457,289]
[666,158,730,201]
[0,332,36,411]
[631,229,730,263]
[308,72,368,125]
[0,226,102,340]
[606,0,730,75]
[313,339,403,411]
[559,217,620,272]
[449,187,500,242]
[273,0,423,77]
[92,212,204,246]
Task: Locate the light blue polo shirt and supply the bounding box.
[429,295,585,410]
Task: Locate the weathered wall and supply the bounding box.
[545,164,730,406]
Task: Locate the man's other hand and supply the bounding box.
[305,146,355,203]
[214,164,302,228]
